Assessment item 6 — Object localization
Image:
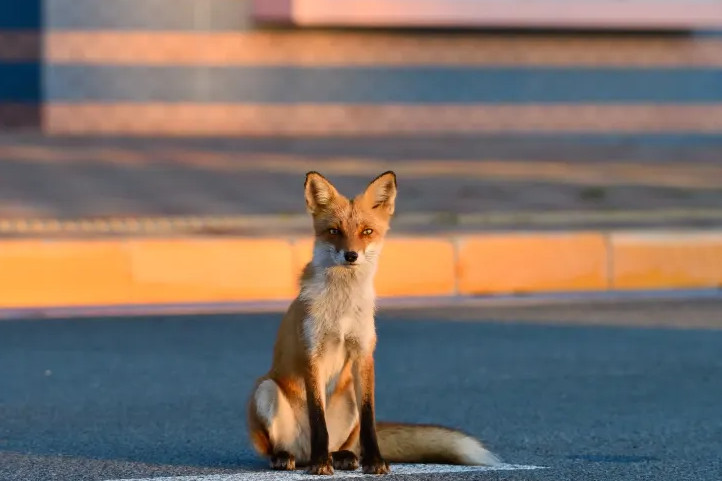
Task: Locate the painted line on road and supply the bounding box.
[105,463,546,481]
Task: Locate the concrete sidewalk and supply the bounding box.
[0,133,720,310]
[0,133,721,236]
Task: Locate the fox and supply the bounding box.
[246,171,501,475]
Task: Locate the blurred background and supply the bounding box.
[0,0,721,309]
[1,5,722,480]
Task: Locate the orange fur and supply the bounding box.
[247,171,501,475]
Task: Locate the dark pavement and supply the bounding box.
[1,297,721,480]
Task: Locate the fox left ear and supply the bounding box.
[305,171,340,215]
[364,171,397,216]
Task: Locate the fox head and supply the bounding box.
[304,171,397,271]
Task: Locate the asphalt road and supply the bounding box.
[1,298,721,481]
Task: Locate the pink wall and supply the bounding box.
[254,0,722,29]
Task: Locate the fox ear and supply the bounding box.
[364,171,397,216]
[305,171,339,214]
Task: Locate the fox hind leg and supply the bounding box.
[327,383,361,471]
[251,379,310,468]
[250,377,360,471]
[270,451,296,470]
[332,450,359,471]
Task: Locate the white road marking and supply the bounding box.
[105,463,545,481]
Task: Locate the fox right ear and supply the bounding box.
[305,171,339,214]
[363,171,397,216]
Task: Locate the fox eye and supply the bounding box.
[362,228,373,236]
[328,228,340,235]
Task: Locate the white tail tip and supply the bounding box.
[456,436,503,466]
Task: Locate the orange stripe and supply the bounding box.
[44,103,722,136]
[0,32,40,61]
[45,31,722,67]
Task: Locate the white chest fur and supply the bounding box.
[300,268,377,395]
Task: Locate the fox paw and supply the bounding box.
[362,457,390,475]
[270,451,295,471]
[332,450,359,471]
[306,456,334,475]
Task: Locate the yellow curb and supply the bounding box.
[0,238,297,308]
[611,231,722,289]
[0,240,132,308]
[375,238,456,297]
[126,239,297,304]
[0,230,719,309]
[456,232,609,295]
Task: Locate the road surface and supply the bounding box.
[1,297,721,481]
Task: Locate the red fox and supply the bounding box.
[247,171,501,475]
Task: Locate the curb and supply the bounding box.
[0,229,720,309]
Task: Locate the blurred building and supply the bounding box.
[1,0,722,136]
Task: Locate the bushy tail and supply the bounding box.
[376,422,502,466]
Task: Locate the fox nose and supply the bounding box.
[344,251,359,263]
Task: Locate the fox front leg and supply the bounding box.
[304,363,334,475]
[354,353,390,475]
